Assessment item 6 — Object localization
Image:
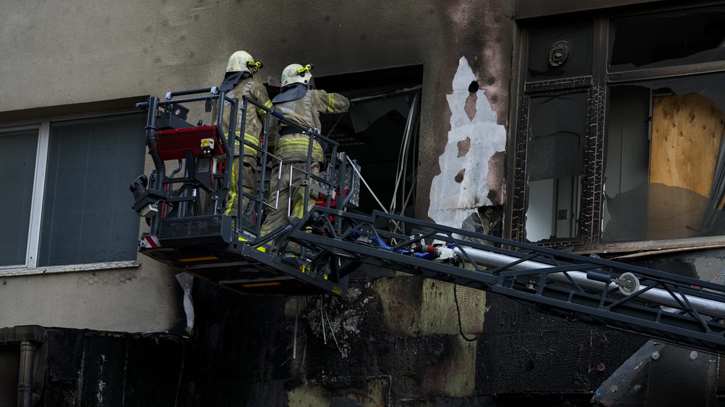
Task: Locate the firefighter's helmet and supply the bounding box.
[226,51,263,75]
[281,63,314,88]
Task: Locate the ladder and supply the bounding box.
[131,88,725,355]
[285,207,725,354]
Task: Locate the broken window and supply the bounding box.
[313,66,423,228]
[603,72,725,242]
[525,92,587,242]
[527,22,594,81]
[517,4,725,248]
[610,6,725,72]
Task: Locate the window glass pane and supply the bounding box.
[609,6,725,72]
[0,130,37,267]
[525,93,587,242]
[38,115,146,266]
[527,22,594,81]
[603,72,725,242]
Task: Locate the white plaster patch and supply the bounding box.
[428,57,506,228]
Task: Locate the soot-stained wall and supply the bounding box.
[22,328,188,406]
[190,265,647,406]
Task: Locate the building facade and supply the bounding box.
[2,0,725,405]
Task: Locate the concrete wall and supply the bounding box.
[4,0,725,404]
[0,0,516,334]
[0,256,183,333]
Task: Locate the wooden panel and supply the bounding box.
[648,94,725,240]
[649,94,725,197]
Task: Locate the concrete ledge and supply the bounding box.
[0,325,45,344]
[0,261,140,277]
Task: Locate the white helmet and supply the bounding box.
[281,63,314,87]
[226,51,263,75]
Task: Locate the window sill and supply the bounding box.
[575,236,725,259]
[0,261,141,277]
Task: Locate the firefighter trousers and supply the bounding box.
[260,161,321,253]
[225,156,258,217]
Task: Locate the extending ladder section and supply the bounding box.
[282,207,725,355]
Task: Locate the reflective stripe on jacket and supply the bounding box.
[276,135,325,162]
[272,89,350,162]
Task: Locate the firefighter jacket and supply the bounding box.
[215,77,273,161]
[273,89,350,163]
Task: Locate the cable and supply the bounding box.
[453,284,477,342]
[347,156,388,213]
[390,92,420,215]
[389,92,420,235]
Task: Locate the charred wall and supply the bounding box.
[4,327,188,407]
[188,249,725,406]
[188,261,648,406]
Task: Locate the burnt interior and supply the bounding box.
[267,66,424,218]
[610,6,725,71]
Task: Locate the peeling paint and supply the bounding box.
[457,137,471,157]
[428,57,506,228]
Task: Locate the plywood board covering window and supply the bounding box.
[647,94,725,240]
[650,94,724,197]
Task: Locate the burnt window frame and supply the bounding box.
[510,4,725,253]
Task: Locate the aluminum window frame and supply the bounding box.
[0,124,45,270]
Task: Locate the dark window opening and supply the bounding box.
[610,6,725,71]
[271,66,424,221]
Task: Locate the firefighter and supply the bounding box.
[260,63,350,256]
[216,50,273,218]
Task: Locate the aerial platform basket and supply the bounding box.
[132,87,356,296]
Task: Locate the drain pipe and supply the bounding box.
[17,341,34,407]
